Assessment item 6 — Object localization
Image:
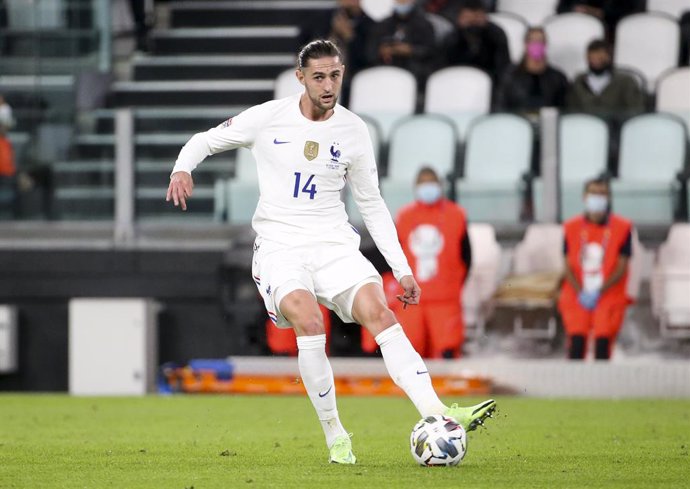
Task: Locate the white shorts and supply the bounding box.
[251,236,382,328]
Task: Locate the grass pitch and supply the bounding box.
[1,394,689,489]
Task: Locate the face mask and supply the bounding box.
[585,194,608,214]
[394,3,414,16]
[588,63,612,76]
[415,182,442,204]
[526,41,546,61]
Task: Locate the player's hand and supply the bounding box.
[397,275,421,309]
[166,171,194,211]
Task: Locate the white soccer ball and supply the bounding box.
[410,414,467,466]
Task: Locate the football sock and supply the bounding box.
[296,334,347,448]
[375,324,447,417]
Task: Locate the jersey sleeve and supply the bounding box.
[348,121,413,282]
[171,103,268,175]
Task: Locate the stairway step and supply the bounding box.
[150,27,299,55]
[112,80,273,106]
[170,0,334,27]
[133,54,294,81]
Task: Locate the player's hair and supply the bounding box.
[297,39,342,69]
[587,39,610,53]
[524,26,546,42]
[583,175,611,194]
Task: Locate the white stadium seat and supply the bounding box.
[424,67,492,140]
[226,148,260,224]
[656,67,690,135]
[274,68,302,100]
[462,223,503,339]
[651,224,690,338]
[535,114,609,222]
[455,114,533,223]
[380,115,457,218]
[543,13,606,80]
[612,114,686,224]
[350,66,417,141]
[496,0,558,26]
[647,0,690,19]
[614,13,680,93]
[489,12,528,64]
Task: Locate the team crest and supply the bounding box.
[304,141,319,161]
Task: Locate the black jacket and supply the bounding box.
[445,22,510,80]
[495,64,569,112]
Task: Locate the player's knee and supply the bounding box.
[292,313,325,336]
[363,304,397,331]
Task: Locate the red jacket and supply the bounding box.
[0,137,15,177]
[396,198,468,302]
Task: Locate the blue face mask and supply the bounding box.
[585,193,608,214]
[416,182,442,204]
[394,3,415,16]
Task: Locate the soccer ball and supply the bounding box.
[410,414,467,466]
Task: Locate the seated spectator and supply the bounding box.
[363,166,472,359]
[558,176,633,360]
[494,27,569,120]
[299,0,374,77]
[557,0,645,40]
[367,0,436,85]
[567,39,645,122]
[445,0,510,81]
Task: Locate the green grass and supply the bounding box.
[1,395,689,489]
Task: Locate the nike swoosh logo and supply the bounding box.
[318,385,333,397]
[416,370,429,375]
[273,138,290,144]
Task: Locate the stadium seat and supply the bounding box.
[380,115,457,218]
[455,114,533,223]
[361,0,394,22]
[462,223,503,339]
[424,67,492,140]
[350,66,417,142]
[647,0,690,19]
[650,224,690,338]
[274,68,302,100]
[656,67,690,135]
[614,13,680,93]
[499,223,564,339]
[543,13,606,80]
[535,114,609,222]
[496,0,559,26]
[612,114,687,224]
[488,12,528,64]
[226,148,259,224]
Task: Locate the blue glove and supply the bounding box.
[578,290,600,311]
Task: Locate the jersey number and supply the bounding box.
[293,172,317,200]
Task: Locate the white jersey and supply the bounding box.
[172,94,412,281]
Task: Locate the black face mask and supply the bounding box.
[589,63,612,76]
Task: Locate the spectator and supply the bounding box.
[567,39,645,122]
[445,0,510,81]
[0,96,16,218]
[367,166,472,359]
[558,176,633,360]
[299,0,375,105]
[494,27,569,119]
[424,0,496,21]
[368,0,436,85]
[556,0,645,41]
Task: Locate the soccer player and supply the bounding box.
[166,39,496,464]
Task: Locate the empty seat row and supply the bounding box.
[217,112,689,226]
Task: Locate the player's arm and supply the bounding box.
[348,122,417,303]
[166,105,265,210]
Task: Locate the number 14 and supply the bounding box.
[293,172,317,200]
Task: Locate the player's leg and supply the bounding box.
[349,283,496,431]
[277,287,354,463]
[395,298,428,358]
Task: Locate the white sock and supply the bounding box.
[375,324,447,417]
[297,334,347,448]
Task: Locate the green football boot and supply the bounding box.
[445,399,497,432]
[328,434,357,464]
